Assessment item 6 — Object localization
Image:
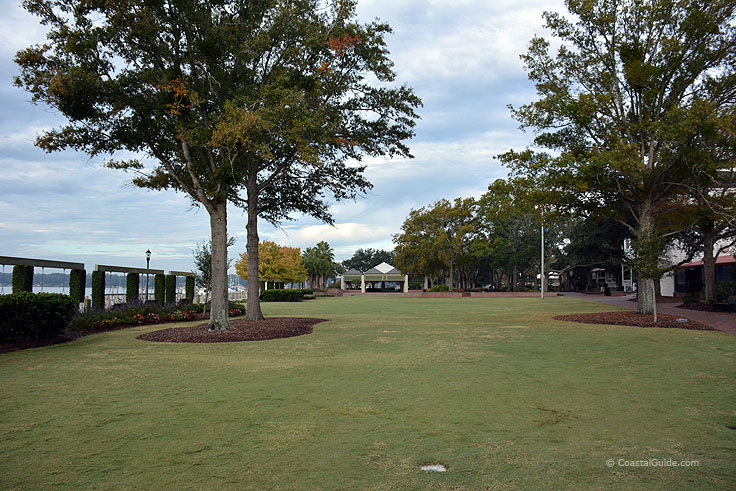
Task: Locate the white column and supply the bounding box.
[361,274,366,293]
[403,275,409,293]
[340,275,345,290]
[424,275,428,290]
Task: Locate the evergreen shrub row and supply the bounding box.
[429,284,449,292]
[0,292,77,342]
[261,289,306,302]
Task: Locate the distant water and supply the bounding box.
[0,287,94,296]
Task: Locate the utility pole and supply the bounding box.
[541,222,545,300]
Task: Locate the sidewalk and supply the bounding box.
[562,292,736,335]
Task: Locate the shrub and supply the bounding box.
[429,284,449,292]
[0,292,77,342]
[682,292,701,304]
[715,281,736,302]
[12,265,33,293]
[91,271,105,309]
[261,289,303,302]
[408,281,423,290]
[69,268,86,305]
[165,274,176,304]
[126,273,139,302]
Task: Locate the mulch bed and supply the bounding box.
[554,311,715,330]
[676,302,734,313]
[137,317,328,343]
[626,295,683,304]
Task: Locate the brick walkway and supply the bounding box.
[563,292,736,335]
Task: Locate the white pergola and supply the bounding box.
[340,262,408,293]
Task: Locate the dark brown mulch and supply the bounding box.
[676,302,734,313]
[554,311,715,330]
[626,295,683,303]
[137,317,328,343]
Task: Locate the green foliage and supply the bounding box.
[69,268,85,305]
[302,241,338,289]
[261,289,304,302]
[393,198,476,291]
[498,0,736,309]
[0,292,76,342]
[408,281,423,290]
[12,265,33,293]
[165,275,176,304]
[429,284,449,292]
[715,281,736,303]
[126,273,139,303]
[682,292,701,305]
[15,0,421,325]
[342,249,395,272]
[154,274,165,304]
[91,271,105,310]
[185,276,195,301]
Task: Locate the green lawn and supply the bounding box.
[1,296,734,489]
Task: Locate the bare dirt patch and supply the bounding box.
[554,311,714,330]
[137,317,328,343]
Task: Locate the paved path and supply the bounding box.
[562,292,736,335]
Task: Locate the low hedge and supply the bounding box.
[261,289,304,302]
[0,292,77,342]
[429,284,449,292]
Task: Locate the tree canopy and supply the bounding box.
[16,0,421,324]
[235,241,307,286]
[498,0,736,313]
[301,241,337,289]
[393,198,476,291]
[342,248,395,272]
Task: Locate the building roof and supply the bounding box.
[343,268,362,276]
[364,262,397,274]
[680,254,735,268]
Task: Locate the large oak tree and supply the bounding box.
[500,0,736,313]
[16,0,421,326]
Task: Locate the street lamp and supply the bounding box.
[145,249,151,301]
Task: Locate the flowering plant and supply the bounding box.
[132,313,145,325]
[145,313,160,323]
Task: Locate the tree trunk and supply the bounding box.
[511,264,518,292]
[449,256,454,292]
[636,200,657,315]
[703,230,716,303]
[245,176,265,321]
[208,199,232,331]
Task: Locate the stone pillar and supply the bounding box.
[361,274,366,293]
[340,275,345,290]
[423,275,428,290]
[404,275,409,293]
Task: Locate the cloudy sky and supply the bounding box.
[0,0,565,275]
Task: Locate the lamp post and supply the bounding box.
[145,249,151,301]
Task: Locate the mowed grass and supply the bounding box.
[1,296,734,490]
